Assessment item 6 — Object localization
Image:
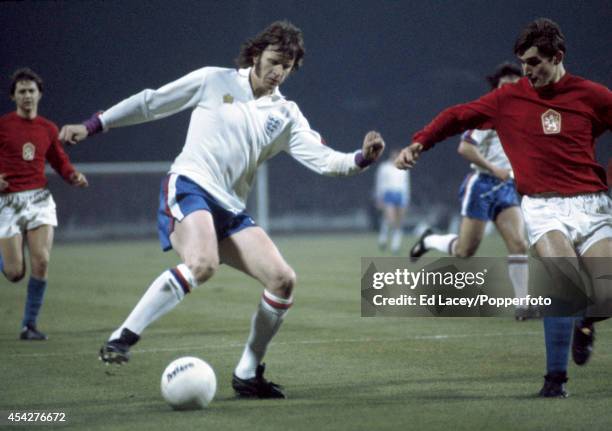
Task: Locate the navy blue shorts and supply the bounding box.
[458,172,519,221]
[157,174,256,251]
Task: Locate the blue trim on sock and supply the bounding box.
[543,317,574,373]
[21,277,47,327]
[0,251,3,273]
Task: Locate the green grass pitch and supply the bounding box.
[1,233,611,430]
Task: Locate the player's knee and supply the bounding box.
[454,244,478,258]
[507,238,528,255]
[3,265,26,283]
[267,266,297,298]
[29,254,50,278]
[187,256,219,284]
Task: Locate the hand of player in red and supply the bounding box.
[59,124,89,145]
[362,131,385,161]
[0,173,8,192]
[69,171,89,188]
[395,143,423,169]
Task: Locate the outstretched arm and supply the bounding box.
[396,90,500,170]
[290,129,385,176]
[287,105,385,176]
[60,67,209,145]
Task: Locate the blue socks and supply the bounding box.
[21,277,47,328]
[543,317,574,374]
[0,251,3,273]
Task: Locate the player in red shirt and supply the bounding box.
[0,68,88,340]
[396,19,612,397]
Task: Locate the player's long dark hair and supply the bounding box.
[236,20,305,72]
[514,18,566,58]
[10,68,44,95]
[486,63,522,89]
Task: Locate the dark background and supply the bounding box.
[1,0,611,232]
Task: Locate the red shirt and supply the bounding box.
[0,112,76,193]
[414,74,612,196]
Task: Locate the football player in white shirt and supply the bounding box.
[60,21,385,399]
[375,150,410,254]
[409,64,532,320]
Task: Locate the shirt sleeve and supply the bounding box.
[591,82,612,134]
[413,90,499,150]
[285,105,362,177]
[100,68,209,129]
[45,124,76,182]
[461,129,489,146]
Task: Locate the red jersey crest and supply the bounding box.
[541,109,561,135]
[22,142,35,161]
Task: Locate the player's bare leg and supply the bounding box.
[0,234,26,282]
[495,207,530,319]
[495,207,527,255]
[582,237,612,314]
[26,225,53,279]
[378,207,390,250]
[100,211,212,364]
[389,206,405,254]
[170,210,220,283]
[572,237,612,366]
[452,217,487,258]
[410,217,484,261]
[534,230,578,398]
[220,226,295,398]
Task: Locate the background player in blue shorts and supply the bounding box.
[375,150,410,254]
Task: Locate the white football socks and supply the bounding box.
[424,233,458,255]
[390,228,403,253]
[508,255,529,308]
[378,220,389,248]
[234,289,293,380]
[109,264,197,340]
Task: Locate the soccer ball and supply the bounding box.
[160,356,217,410]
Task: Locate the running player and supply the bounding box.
[0,68,88,340]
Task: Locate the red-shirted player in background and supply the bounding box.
[396,18,612,397]
[0,68,88,340]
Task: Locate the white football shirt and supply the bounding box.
[461,129,512,174]
[374,160,410,199]
[99,67,363,213]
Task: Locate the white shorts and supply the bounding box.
[0,188,58,238]
[521,192,612,255]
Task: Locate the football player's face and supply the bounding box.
[517,47,560,88]
[12,80,41,115]
[251,46,295,95]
